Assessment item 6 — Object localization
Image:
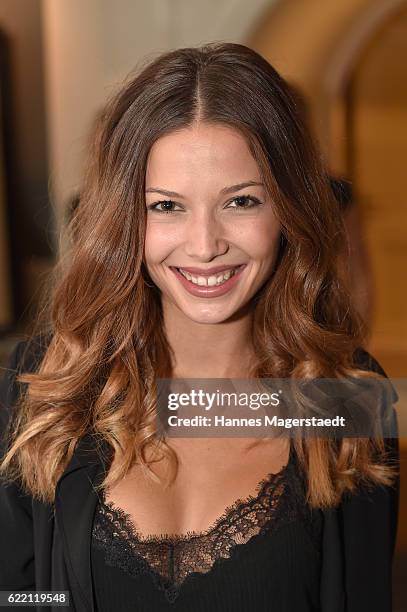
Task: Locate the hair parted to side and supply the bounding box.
[0,42,398,508]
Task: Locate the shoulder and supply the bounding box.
[352,346,387,376]
[340,348,399,538]
[2,333,52,374]
[1,332,53,387]
[352,346,399,404]
[0,333,53,445]
[329,348,400,609]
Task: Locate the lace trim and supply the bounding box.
[91,446,315,603]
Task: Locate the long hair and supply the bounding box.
[0,42,397,507]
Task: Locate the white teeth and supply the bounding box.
[178,267,238,286]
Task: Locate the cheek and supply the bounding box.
[144,222,176,264]
[235,218,280,260]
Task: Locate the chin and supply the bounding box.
[176,301,243,325]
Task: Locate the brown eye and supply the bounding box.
[226,195,262,210]
[147,200,182,213]
[235,196,250,207]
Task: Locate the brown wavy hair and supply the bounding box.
[0,42,398,508]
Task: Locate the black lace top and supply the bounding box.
[91,445,323,611]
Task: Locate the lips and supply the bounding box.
[169,264,246,298]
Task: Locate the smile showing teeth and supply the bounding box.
[178,267,237,286]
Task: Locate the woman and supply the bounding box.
[0,43,399,612]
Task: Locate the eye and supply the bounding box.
[225,195,263,211]
[146,200,183,214]
[146,194,263,214]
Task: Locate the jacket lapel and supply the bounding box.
[54,433,112,612]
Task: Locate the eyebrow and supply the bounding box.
[145,181,264,198]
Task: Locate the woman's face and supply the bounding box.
[144,123,281,324]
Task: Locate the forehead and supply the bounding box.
[145,123,262,190]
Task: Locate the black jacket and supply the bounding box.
[0,338,399,612]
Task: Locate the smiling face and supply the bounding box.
[144,123,281,324]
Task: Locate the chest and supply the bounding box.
[90,439,324,609]
[101,438,291,537]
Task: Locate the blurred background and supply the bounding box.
[0,0,405,607]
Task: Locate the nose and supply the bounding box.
[183,209,229,261]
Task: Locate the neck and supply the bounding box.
[162,302,256,379]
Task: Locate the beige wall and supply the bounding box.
[40,0,273,234]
